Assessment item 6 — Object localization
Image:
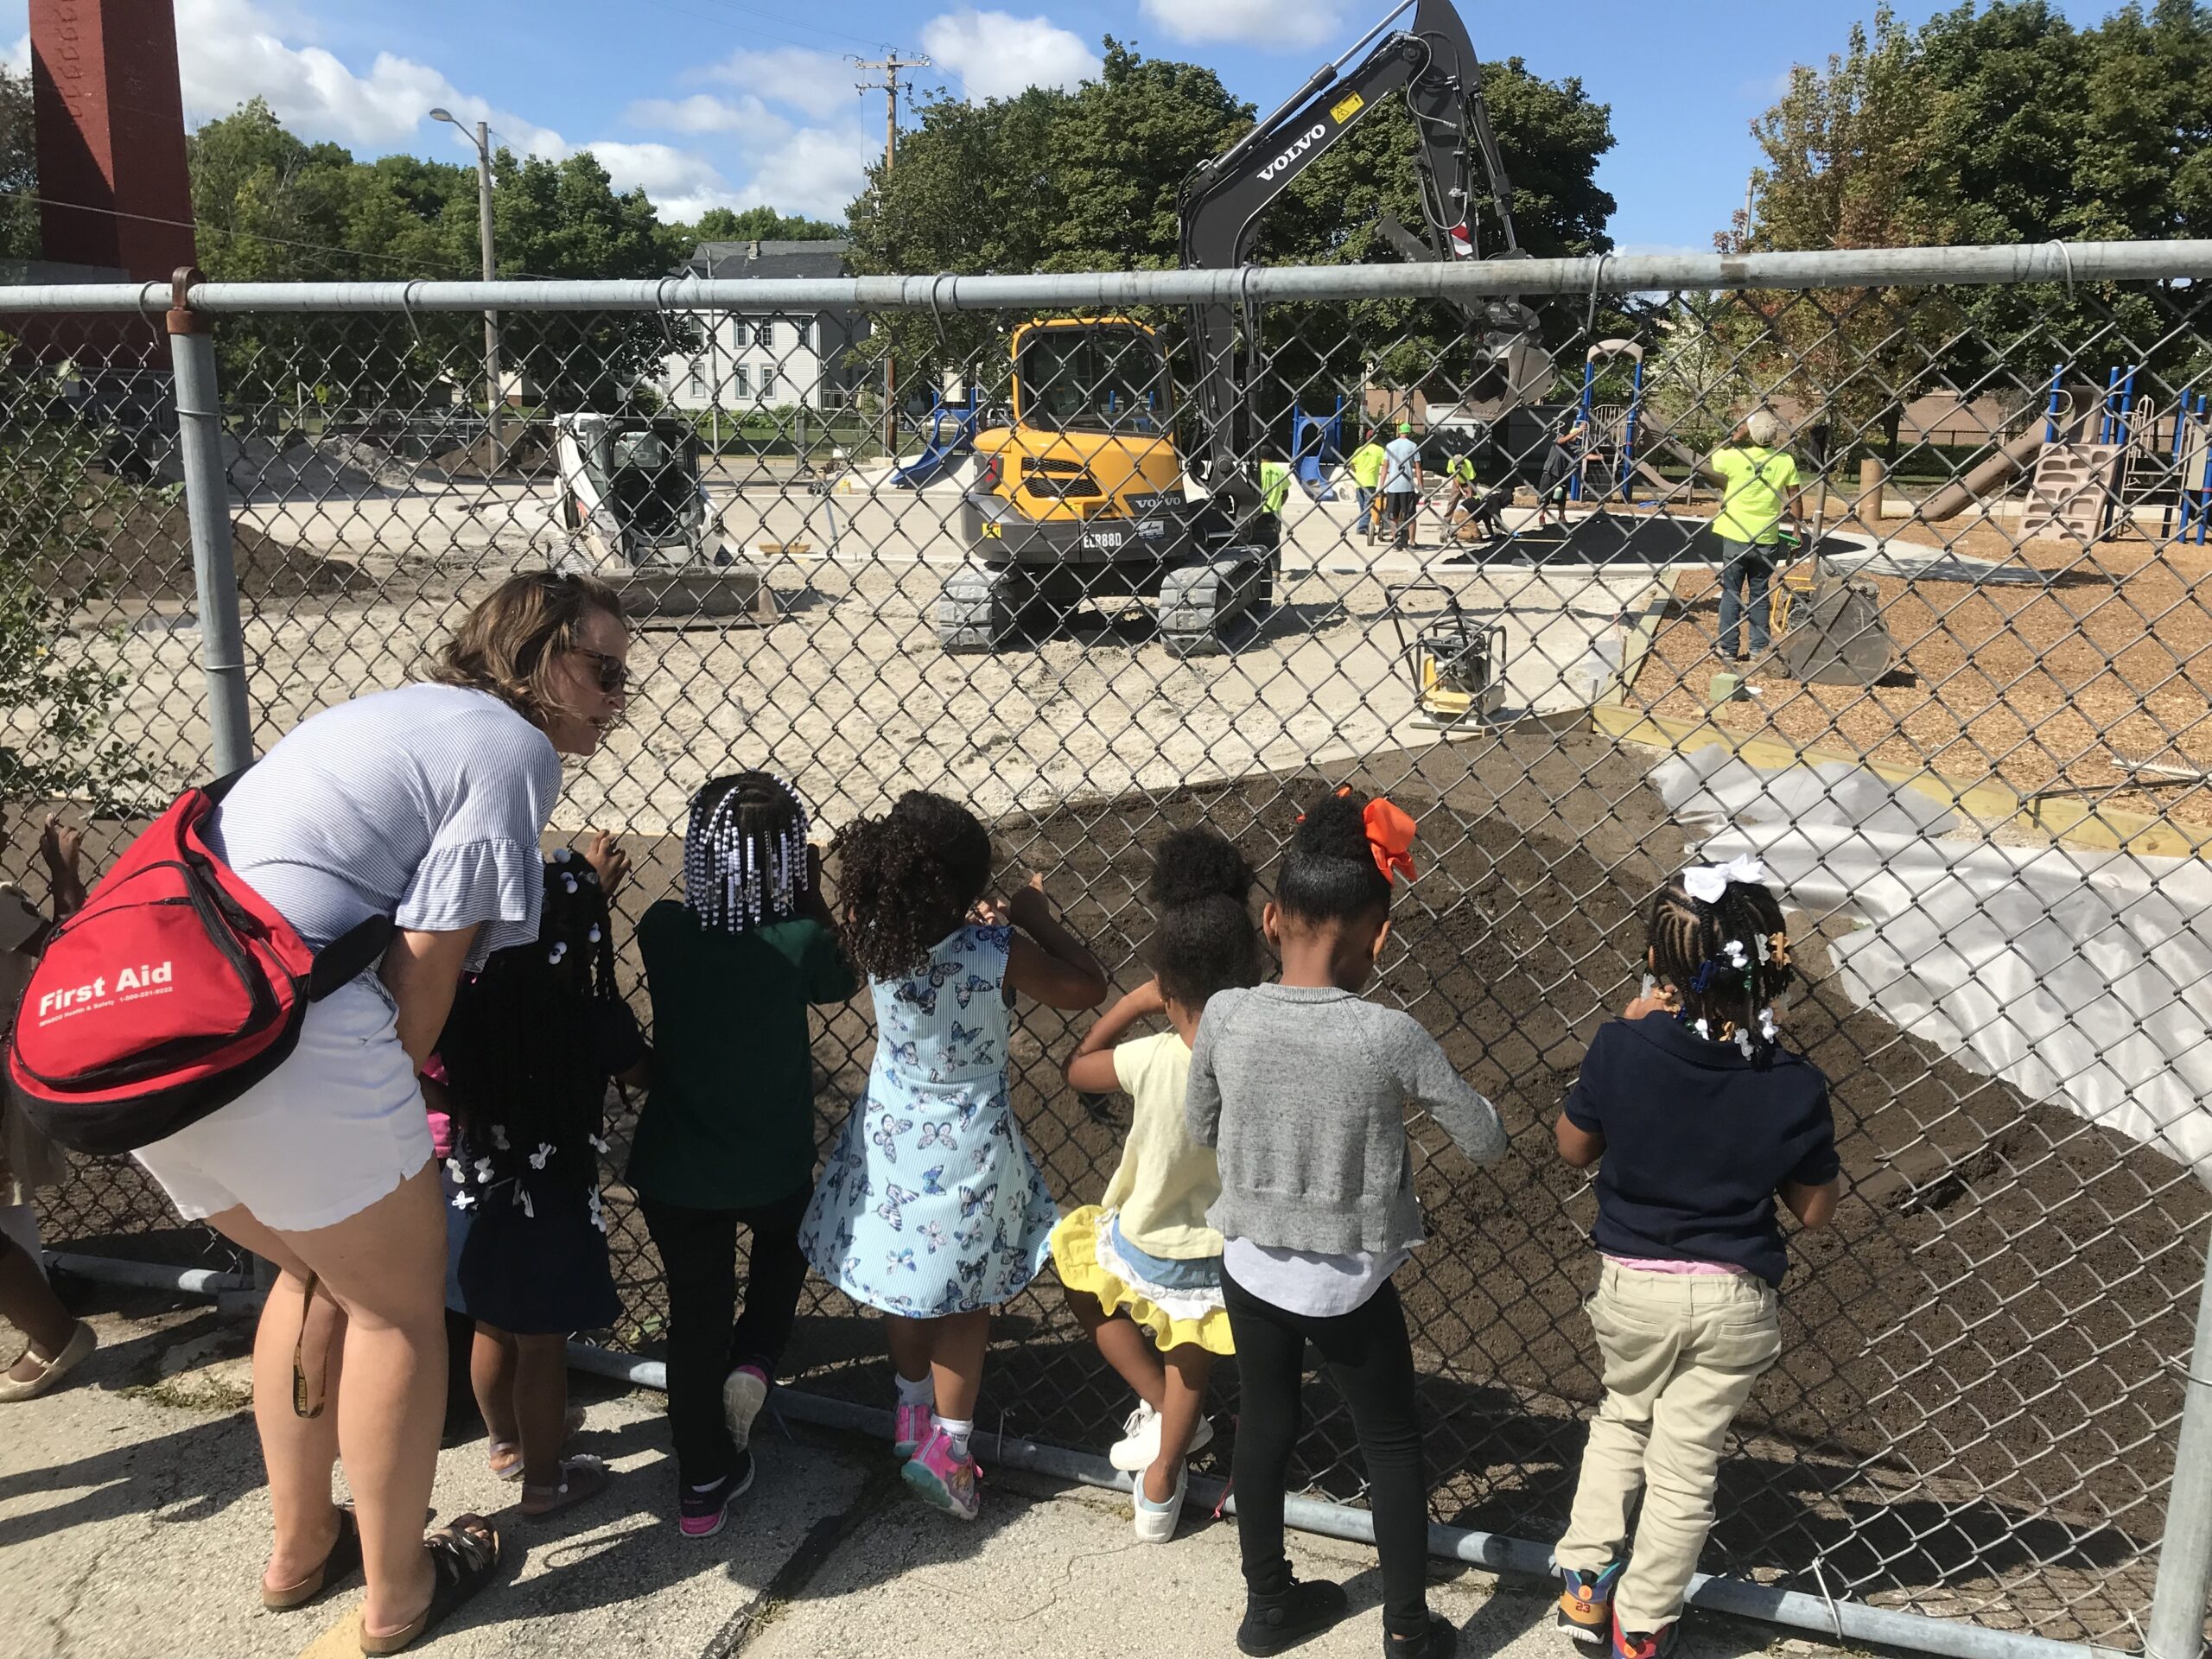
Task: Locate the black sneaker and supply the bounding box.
[677,1451,755,1539]
[1236,1574,1350,1656]
[1385,1613,1459,1658]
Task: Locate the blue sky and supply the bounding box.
[3,0,2099,252]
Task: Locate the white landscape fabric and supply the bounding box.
[1655,748,2212,1183]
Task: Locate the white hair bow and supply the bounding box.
[1682,854,1768,905]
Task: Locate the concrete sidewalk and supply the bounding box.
[0,1291,1829,1659]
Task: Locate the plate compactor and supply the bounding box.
[1775,552,1896,686]
[1389,582,1508,728]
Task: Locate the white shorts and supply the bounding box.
[136,976,432,1234]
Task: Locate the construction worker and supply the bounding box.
[1700,408,1804,662]
[1382,421,1423,550]
[1347,427,1389,543]
[1442,443,1479,537]
[1535,411,1588,530]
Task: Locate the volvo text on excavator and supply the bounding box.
[938,0,1554,655]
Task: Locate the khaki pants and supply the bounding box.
[1555,1262,1782,1630]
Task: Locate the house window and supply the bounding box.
[792,320,812,352]
[760,366,777,399]
[754,320,775,349]
[732,365,750,398]
[685,366,705,398]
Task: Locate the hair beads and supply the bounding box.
[683,771,810,935]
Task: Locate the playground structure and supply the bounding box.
[1287,397,1345,501]
[1567,340,1645,505]
[1923,363,2212,543]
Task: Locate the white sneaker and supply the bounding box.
[1109,1402,1213,1471]
[722,1366,770,1452]
[1132,1459,1188,1544]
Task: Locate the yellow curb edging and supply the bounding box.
[1591,701,2212,861]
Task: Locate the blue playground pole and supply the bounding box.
[1618,359,1645,505]
[2195,393,2212,546]
[2119,366,2139,445]
[2045,364,2065,444]
[1569,356,1599,503]
[2101,367,2121,444]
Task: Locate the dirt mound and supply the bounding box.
[433,426,551,480]
[42,493,366,602]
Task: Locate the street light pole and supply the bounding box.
[431,109,503,465]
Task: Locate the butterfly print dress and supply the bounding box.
[799,924,1058,1317]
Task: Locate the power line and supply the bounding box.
[0,186,537,280]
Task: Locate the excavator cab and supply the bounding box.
[947,318,1278,655]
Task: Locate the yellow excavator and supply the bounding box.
[940,0,1552,654]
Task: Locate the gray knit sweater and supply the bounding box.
[1184,983,1508,1255]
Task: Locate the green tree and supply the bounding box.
[0,63,36,261]
[0,352,155,809]
[477,148,698,409]
[679,205,845,244]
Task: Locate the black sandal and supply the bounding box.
[261,1504,363,1611]
[357,1516,501,1656]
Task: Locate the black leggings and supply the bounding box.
[1223,1268,1431,1637]
[639,1186,812,1484]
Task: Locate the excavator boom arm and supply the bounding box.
[1176,0,1518,482]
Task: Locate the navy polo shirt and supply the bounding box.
[1563,1014,1839,1287]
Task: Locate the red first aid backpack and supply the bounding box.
[6,773,391,1156]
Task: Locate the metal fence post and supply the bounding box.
[163,265,253,778]
[2148,1214,2212,1659]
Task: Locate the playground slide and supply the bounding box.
[1917,425,2049,522]
[891,405,981,490]
[889,441,969,490]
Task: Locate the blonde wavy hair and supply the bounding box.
[430,570,626,730]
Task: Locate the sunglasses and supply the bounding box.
[572,646,630,696]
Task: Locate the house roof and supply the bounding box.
[679,240,853,282]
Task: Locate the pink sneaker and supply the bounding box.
[900,1426,981,1520]
[893,1402,932,1459]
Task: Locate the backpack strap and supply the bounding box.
[308,915,397,1001]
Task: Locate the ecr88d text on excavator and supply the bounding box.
[938,0,1554,656]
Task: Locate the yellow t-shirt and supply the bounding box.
[1347,442,1388,490]
[1446,454,1476,483]
[1711,446,1799,544]
[1100,1030,1224,1260]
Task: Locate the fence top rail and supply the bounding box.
[0,239,2206,316]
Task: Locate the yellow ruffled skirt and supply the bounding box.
[1048,1205,1236,1357]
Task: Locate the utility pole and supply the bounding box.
[431,109,503,464]
[851,49,928,457]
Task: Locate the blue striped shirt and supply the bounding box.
[208,683,563,970]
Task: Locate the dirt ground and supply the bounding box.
[1630,516,2212,827]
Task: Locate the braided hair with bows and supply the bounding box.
[1646,870,1797,1056]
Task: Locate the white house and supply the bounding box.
[656,239,868,413]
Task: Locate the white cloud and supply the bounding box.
[4,32,29,75]
[625,93,789,145]
[171,0,566,157]
[919,10,1099,101]
[728,122,878,224]
[701,48,859,123]
[1137,0,1340,50]
[584,140,741,222]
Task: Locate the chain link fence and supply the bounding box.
[6,243,2212,1653]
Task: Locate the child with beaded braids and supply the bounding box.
[798,790,1108,1522]
[1186,786,1507,1659]
[628,772,860,1539]
[1551,857,1840,1659]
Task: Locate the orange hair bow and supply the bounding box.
[1363,796,1417,886]
[1300,786,1417,885]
